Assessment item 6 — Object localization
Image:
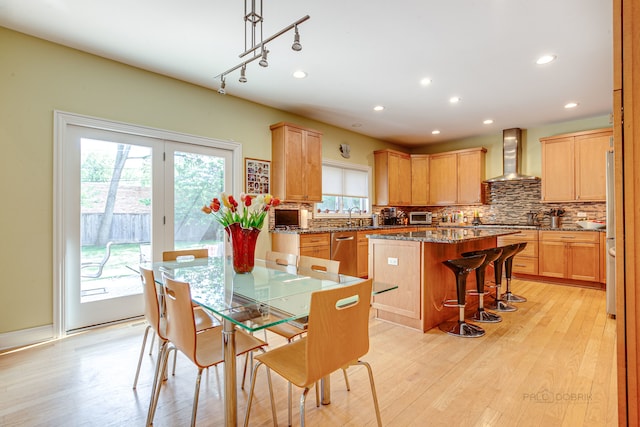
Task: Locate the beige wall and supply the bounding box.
[411,116,612,178]
[0,27,393,334]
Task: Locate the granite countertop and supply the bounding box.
[366,228,519,243]
[269,225,419,234]
[435,224,606,232]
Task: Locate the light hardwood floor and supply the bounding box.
[0,279,617,426]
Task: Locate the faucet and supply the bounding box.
[346,207,361,226]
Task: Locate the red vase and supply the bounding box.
[226,223,260,273]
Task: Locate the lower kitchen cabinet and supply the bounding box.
[539,231,600,282]
[271,232,331,260]
[497,229,538,275]
[357,232,369,277]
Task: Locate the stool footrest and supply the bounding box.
[443,299,463,308]
[466,290,490,296]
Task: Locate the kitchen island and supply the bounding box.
[368,228,517,332]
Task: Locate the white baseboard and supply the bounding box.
[0,325,54,352]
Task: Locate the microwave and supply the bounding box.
[409,211,433,225]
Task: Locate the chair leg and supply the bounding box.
[244,361,278,427]
[342,368,351,391]
[146,342,171,426]
[300,387,310,427]
[288,381,293,427]
[190,368,204,427]
[358,360,383,427]
[133,325,152,389]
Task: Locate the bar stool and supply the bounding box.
[439,254,487,338]
[486,243,520,312]
[461,247,504,323]
[502,242,528,303]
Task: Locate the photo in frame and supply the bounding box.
[245,158,270,194]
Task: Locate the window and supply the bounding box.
[316,160,370,216]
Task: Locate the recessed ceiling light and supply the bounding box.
[373,105,385,111]
[564,102,578,109]
[292,70,307,79]
[420,78,432,86]
[536,54,557,65]
[483,119,494,125]
[449,97,461,104]
[432,130,441,135]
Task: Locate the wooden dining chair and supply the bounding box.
[265,250,298,274]
[298,255,340,281]
[147,276,268,427]
[162,248,209,261]
[244,279,382,427]
[133,267,219,390]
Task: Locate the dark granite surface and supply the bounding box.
[366,228,519,244]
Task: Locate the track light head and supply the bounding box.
[259,49,269,67]
[218,77,226,95]
[291,26,302,51]
[239,66,247,83]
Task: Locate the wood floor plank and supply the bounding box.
[0,279,617,426]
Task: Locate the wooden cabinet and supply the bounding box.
[374,149,412,205]
[271,232,330,259]
[497,229,539,275]
[410,154,430,205]
[356,227,418,278]
[270,122,323,202]
[539,231,600,281]
[429,147,486,205]
[540,128,612,202]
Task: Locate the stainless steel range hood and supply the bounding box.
[485,128,540,182]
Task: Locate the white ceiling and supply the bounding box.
[0,0,613,146]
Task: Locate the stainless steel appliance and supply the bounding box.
[409,211,433,225]
[381,207,397,225]
[485,128,540,182]
[330,231,357,276]
[274,209,299,228]
[606,148,616,316]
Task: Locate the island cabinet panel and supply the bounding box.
[370,239,422,328]
[270,122,323,202]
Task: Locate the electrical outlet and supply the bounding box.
[387,257,398,266]
[577,212,587,218]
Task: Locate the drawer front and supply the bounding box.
[300,233,330,247]
[539,230,599,243]
[510,255,538,275]
[499,229,538,241]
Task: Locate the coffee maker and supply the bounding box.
[381,207,397,225]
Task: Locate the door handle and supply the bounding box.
[335,236,355,241]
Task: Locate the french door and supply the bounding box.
[56,113,238,333]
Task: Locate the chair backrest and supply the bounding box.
[305,279,373,384]
[265,251,298,274]
[162,248,209,261]
[162,276,200,365]
[298,256,340,281]
[139,266,167,341]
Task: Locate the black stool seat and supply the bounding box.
[486,243,520,312]
[461,247,503,323]
[502,242,528,303]
[439,254,486,338]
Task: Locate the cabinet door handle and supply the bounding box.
[515,264,527,268]
[560,236,576,239]
[335,236,355,241]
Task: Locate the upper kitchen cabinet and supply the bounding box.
[429,147,486,205]
[374,149,412,205]
[410,154,430,205]
[270,122,323,202]
[540,128,612,202]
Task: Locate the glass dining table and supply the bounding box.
[139,255,397,427]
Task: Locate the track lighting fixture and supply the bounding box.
[258,49,269,67]
[213,0,309,93]
[291,25,302,51]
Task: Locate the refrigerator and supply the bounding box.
[606,148,616,316]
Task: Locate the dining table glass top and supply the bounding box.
[140,256,396,332]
